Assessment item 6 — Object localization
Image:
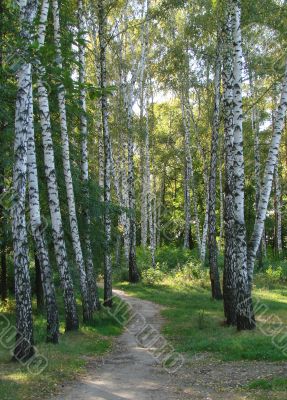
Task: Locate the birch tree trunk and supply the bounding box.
[144,92,156,267]
[249,67,264,267]
[52,0,92,322]
[78,0,100,311]
[121,136,130,262]
[157,168,166,246]
[247,66,287,284]
[274,163,283,256]
[208,32,223,300]
[27,85,59,343]
[98,121,105,200]
[127,105,140,282]
[140,87,148,248]
[36,0,79,331]
[98,0,113,306]
[219,162,224,248]
[180,94,201,253]
[12,0,38,361]
[222,3,237,326]
[232,0,254,330]
[150,174,157,268]
[0,0,7,304]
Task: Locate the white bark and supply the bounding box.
[149,174,157,268]
[36,0,79,331]
[208,33,222,299]
[98,0,113,305]
[222,2,237,326]
[140,87,148,248]
[27,84,59,343]
[219,162,224,247]
[52,0,92,321]
[98,122,105,200]
[78,0,100,311]
[274,165,282,255]
[190,110,209,262]
[12,0,38,361]
[248,58,287,280]
[232,0,254,330]
[180,93,201,253]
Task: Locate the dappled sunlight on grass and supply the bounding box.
[0,289,126,400]
[115,276,287,362]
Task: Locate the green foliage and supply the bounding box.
[265,266,285,283]
[141,265,166,285]
[155,245,196,270]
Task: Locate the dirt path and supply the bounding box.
[51,289,287,400]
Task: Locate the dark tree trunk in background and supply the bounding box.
[35,253,44,310]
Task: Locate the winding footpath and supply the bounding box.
[52,289,287,400]
[52,289,185,400]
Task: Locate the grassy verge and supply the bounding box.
[0,289,125,400]
[115,276,287,362]
[248,377,287,391]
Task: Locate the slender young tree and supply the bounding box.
[247,58,287,283]
[78,0,100,311]
[248,64,265,267]
[274,162,283,256]
[140,89,148,249]
[52,0,92,321]
[180,89,201,254]
[232,0,254,330]
[36,0,79,331]
[27,85,59,343]
[98,0,113,305]
[12,0,38,361]
[208,31,223,300]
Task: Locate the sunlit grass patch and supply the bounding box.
[115,274,287,362]
[0,289,127,400]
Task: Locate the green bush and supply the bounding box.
[142,265,166,285]
[154,245,195,270]
[265,266,285,283]
[172,260,209,287]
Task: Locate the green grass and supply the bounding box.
[0,289,126,400]
[248,377,287,391]
[115,276,287,362]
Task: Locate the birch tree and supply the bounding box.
[274,165,283,255]
[222,2,237,325]
[0,0,7,304]
[98,0,113,305]
[36,0,79,330]
[249,66,265,266]
[247,58,287,282]
[180,91,201,254]
[208,32,222,300]
[231,0,254,330]
[12,0,38,361]
[27,85,59,343]
[52,0,93,321]
[78,0,100,311]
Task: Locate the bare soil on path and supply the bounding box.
[51,289,287,400]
